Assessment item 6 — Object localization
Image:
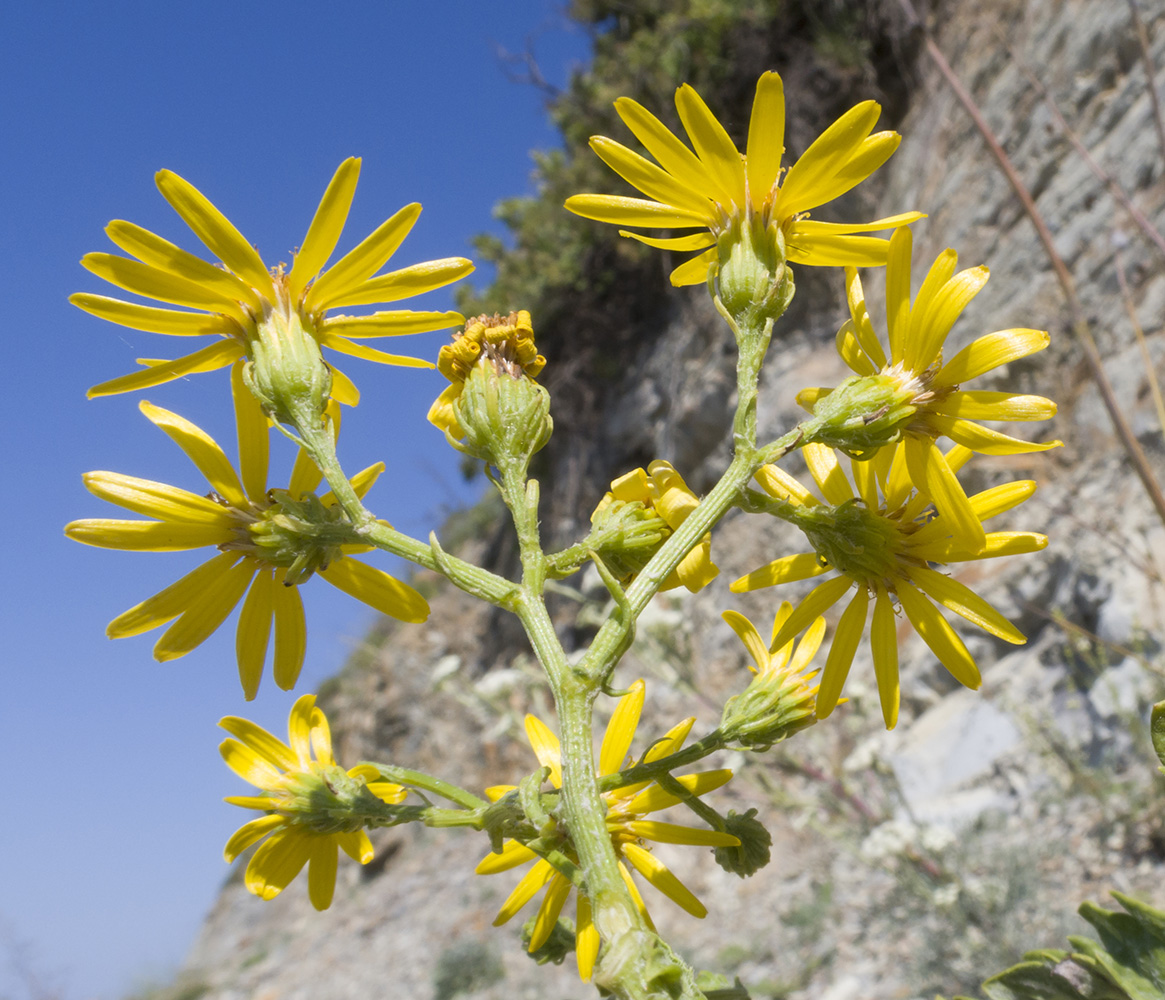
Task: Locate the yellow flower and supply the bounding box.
[220,694,406,911]
[565,71,921,286]
[719,603,823,747]
[476,680,737,981]
[590,461,719,592]
[65,362,429,699]
[798,227,1059,551]
[72,157,472,401]
[427,310,546,439]
[731,442,1047,729]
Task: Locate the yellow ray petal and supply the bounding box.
[476,840,539,875]
[776,101,881,214]
[885,227,912,363]
[230,361,269,502]
[625,769,734,815]
[153,558,256,661]
[80,471,231,524]
[836,320,878,376]
[925,414,1063,456]
[289,157,361,302]
[87,339,243,398]
[323,310,463,339]
[903,434,985,553]
[934,329,1051,388]
[668,248,719,286]
[745,71,786,210]
[844,267,886,368]
[104,220,262,310]
[906,248,958,362]
[912,265,990,371]
[871,586,900,729]
[218,714,296,771]
[65,518,234,552]
[529,873,573,952]
[932,391,1056,422]
[69,293,237,337]
[329,364,360,406]
[675,83,746,209]
[236,569,275,700]
[336,829,375,863]
[104,552,242,637]
[219,737,284,789]
[600,679,646,777]
[909,566,1025,644]
[729,551,825,593]
[305,202,422,310]
[788,613,828,673]
[493,858,556,925]
[317,332,433,369]
[309,707,335,768]
[722,610,768,672]
[618,861,655,930]
[816,587,869,719]
[245,828,312,900]
[223,815,283,862]
[564,193,709,229]
[626,821,739,847]
[755,464,818,506]
[622,843,705,918]
[155,170,276,300]
[576,894,600,982]
[828,131,902,190]
[851,454,879,509]
[768,575,854,651]
[318,558,429,623]
[804,442,854,505]
[786,233,895,268]
[523,714,563,787]
[897,581,982,690]
[139,399,247,505]
[617,230,717,252]
[81,252,250,322]
[613,96,718,199]
[907,480,1036,548]
[287,694,316,764]
[323,258,474,309]
[928,531,1048,563]
[590,136,716,216]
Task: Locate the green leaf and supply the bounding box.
[1151,700,1165,772]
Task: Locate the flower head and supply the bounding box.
[565,71,921,287]
[589,461,719,592]
[719,603,824,747]
[73,158,472,403]
[476,680,737,981]
[220,694,406,910]
[799,227,1059,551]
[427,311,551,460]
[65,362,429,698]
[731,442,1047,729]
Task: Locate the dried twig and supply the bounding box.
[995,27,1165,260]
[1127,0,1165,168]
[895,0,1165,528]
[1112,235,1165,437]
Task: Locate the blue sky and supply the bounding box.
[2,4,592,997]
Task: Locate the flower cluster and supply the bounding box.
[588,461,719,592]
[66,362,428,699]
[220,694,405,910]
[73,157,470,406]
[476,680,737,981]
[733,442,1046,728]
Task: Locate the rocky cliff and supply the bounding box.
[166,2,1165,998]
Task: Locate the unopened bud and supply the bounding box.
[712,809,772,877]
[243,275,332,431]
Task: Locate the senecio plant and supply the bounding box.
[68,73,1057,999]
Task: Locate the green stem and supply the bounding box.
[360,763,488,810]
[295,417,516,608]
[597,731,727,794]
